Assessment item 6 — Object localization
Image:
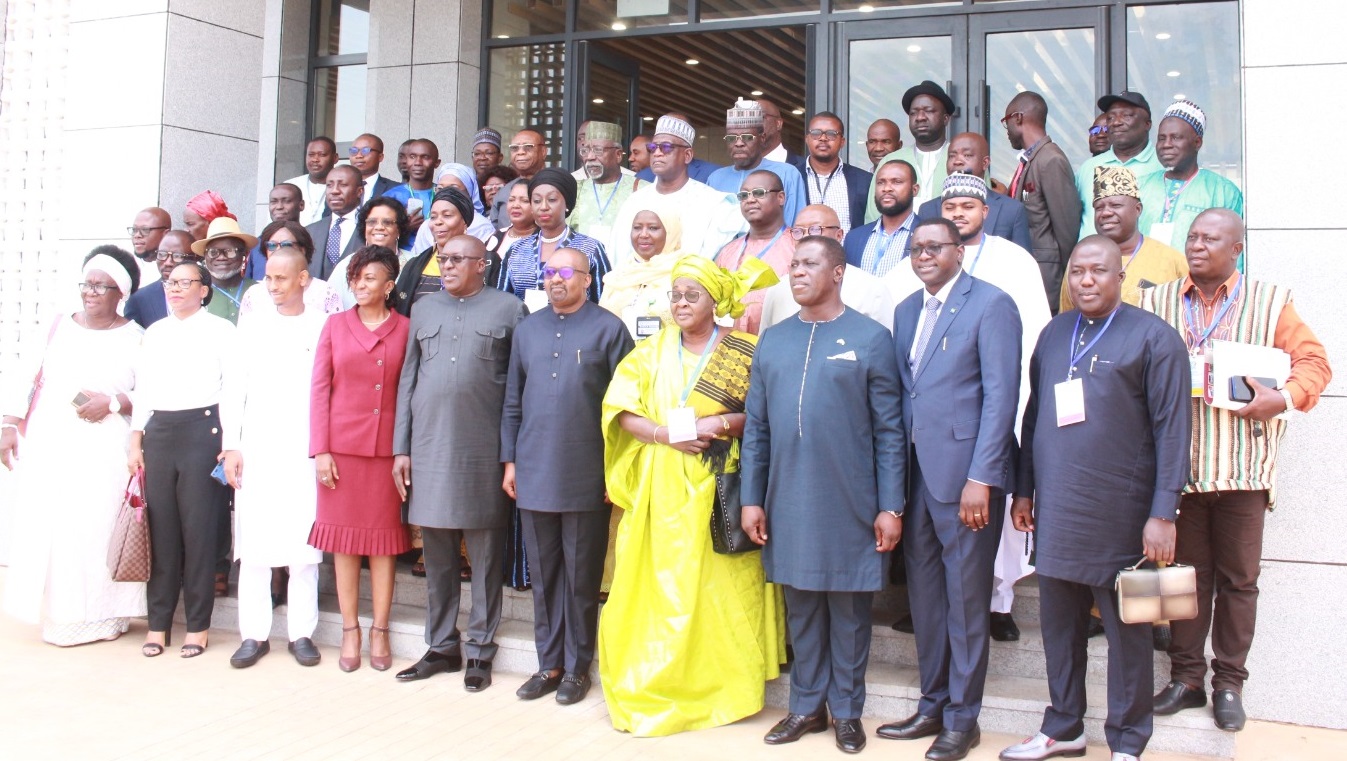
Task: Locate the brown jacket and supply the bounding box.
[1011,137,1081,313]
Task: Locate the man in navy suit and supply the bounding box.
[876,217,1022,761]
[843,159,919,276]
[918,133,1032,252]
[789,112,874,235]
[124,229,199,329]
[305,165,365,281]
[349,132,399,205]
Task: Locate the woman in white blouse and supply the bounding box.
[127,260,235,658]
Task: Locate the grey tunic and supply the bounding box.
[1015,304,1191,588]
[394,288,529,529]
[500,302,634,513]
[741,308,907,592]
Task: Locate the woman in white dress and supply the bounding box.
[1,248,148,646]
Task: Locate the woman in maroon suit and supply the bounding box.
[309,245,411,672]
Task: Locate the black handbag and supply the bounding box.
[710,469,758,555]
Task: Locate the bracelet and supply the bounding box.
[718,414,730,431]
[0,423,18,432]
[652,425,664,444]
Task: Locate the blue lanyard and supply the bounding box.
[966,234,987,275]
[1124,235,1143,269]
[737,227,786,263]
[1066,308,1119,380]
[874,218,907,261]
[1162,175,1195,223]
[216,283,245,309]
[676,326,719,407]
[591,178,621,220]
[1183,275,1242,350]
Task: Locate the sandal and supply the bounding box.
[142,632,170,658]
[339,625,362,672]
[214,572,229,597]
[180,633,208,659]
[411,556,426,577]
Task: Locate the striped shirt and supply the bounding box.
[858,215,916,277]
[497,228,612,305]
[804,161,852,232]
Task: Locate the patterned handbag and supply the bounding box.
[710,469,758,555]
[107,469,152,583]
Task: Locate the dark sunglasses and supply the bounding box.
[1089,125,1110,136]
[649,141,688,155]
[543,265,584,280]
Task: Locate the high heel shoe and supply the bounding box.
[339,625,362,672]
[369,625,392,671]
[141,631,171,658]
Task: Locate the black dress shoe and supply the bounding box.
[1086,615,1106,638]
[1153,680,1206,715]
[892,614,915,633]
[1212,689,1246,731]
[834,719,866,754]
[555,672,591,705]
[516,670,563,700]
[288,637,320,667]
[230,639,270,669]
[395,650,462,682]
[876,712,942,740]
[763,710,829,744]
[925,726,980,761]
[990,612,1021,642]
[463,658,493,692]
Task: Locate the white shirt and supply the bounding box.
[136,257,161,289]
[908,271,961,365]
[765,143,788,163]
[238,278,344,324]
[760,264,895,334]
[131,307,236,430]
[572,166,635,180]
[283,173,328,226]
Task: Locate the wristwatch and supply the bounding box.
[1278,387,1294,412]
[883,510,903,519]
[108,395,122,415]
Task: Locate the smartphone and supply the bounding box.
[210,460,231,487]
[71,391,91,407]
[406,197,423,216]
[1229,376,1277,403]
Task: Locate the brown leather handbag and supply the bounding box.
[107,469,152,583]
[1115,557,1198,624]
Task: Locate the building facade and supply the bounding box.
[0,0,1341,732]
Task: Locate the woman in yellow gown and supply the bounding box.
[599,254,785,736]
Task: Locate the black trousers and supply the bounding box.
[520,508,609,674]
[143,406,231,632]
[783,587,874,720]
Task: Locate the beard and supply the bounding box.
[877,196,913,217]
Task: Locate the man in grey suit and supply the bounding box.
[877,217,1021,761]
[305,164,364,280]
[392,235,529,692]
[501,248,633,706]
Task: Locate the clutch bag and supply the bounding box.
[710,469,758,555]
[1115,557,1198,624]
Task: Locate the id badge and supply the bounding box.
[665,406,698,443]
[1055,378,1085,427]
[1189,354,1206,397]
[635,315,662,338]
[523,288,549,314]
[1149,222,1176,246]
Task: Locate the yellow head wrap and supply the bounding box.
[670,254,779,319]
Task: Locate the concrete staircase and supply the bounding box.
[201,564,1234,759]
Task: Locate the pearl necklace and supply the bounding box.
[540,229,567,244]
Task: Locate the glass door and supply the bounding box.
[576,43,642,154]
[969,10,1107,185]
[837,16,968,170]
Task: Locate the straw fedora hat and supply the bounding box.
[191,216,259,254]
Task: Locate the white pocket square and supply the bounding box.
[827,351,857,361]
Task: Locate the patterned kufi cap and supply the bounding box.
[941,171,987,202]
[1093,165,1140,202]
[472,128,502,148]
[654,115,696,146]
[726,98,764,131]
[586,121,622,144]
[1162,100,1206,139]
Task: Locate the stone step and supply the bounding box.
[200,592,1231,760]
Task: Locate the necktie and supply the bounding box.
[910,296,941,374]
[1009,157,1027,198]
[326,216,343,264]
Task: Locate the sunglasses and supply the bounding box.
[435,254,485,267]
[667,289,704,303]
[542,265,585,280]
[348,146,375,156]
[508,143,539,153]
[264,240,300,252]
[723,133,759,144]
[1089,125,1110,136]
[649,141,689,155]
[735,187,783,201]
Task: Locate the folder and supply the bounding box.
[1208,340,1291,412]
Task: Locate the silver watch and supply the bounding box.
[108,395,122,415]
[1278,387,1293,412]
[884,510,903,519]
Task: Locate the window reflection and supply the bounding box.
[492,0,567,38]
[575,0,689,32]
[700,0,818,22]
[1127,2,1241,187]
[488,45,568,162]
[848,36,951,169]
[314,0,370,57]
[312,65,367,144]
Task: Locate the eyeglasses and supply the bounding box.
[788,225,841,240]
[366,218,398,229]
[543,265,585,280]
[723,133,759,144]
[667,289,704,304]
[128,226,168,237]
[508,143,538,153]
[154,250,202,263]
[910,243,956,258]
[164,278,203,290]
[263,240,299,252]
[348,146,375,156]
[435,254,485,268]
[205,247,242,260]
[78,282,117,296]
[649,141,688,155]
[472,147,500,158]
[735,187,783,201]
[806,129,842,139]
[1089,125,1110,136]
[999,112,1024,128]
[579,145,621,158]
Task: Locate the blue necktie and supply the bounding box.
[911,296,941,373]
[326,216,343,264]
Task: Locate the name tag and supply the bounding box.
[635,315,662,338]
[665,406,698,443]
[1149,221,1176,245]
[1190,354,1206,398]
[1055,378,1085,427]
[523,288,549,313]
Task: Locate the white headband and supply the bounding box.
[83,254,133,303]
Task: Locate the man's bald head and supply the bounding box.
[1007,92,1048,127]
[1185,208,1245,287]
[1067,235,1125,318]
[793,204,845,243]
[947,132,991,178]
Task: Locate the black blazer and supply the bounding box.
[124,280,167,329]
[369,175,399,200]
[788,156,875,230]
[305,214,364,280]
[918,190,1034,253]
